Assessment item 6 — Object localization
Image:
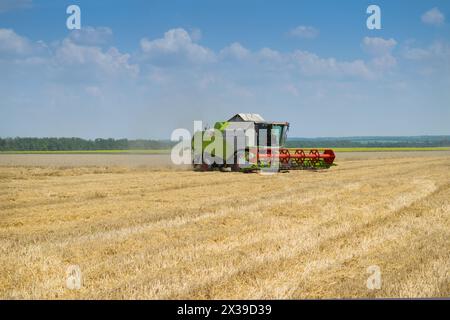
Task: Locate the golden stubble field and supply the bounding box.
[0,152,449,299]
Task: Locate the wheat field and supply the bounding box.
[0,153,449,299]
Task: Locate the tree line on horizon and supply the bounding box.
[0,136,450,151]
[0,137,174,151]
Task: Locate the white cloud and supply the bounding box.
[403,47,431,60]
[338,60,374,79]
[219,43,374,79]
[291,50,373,79]
[220,42,250,61]
[140,28,215,64]
[68,26,113,46]
[362,37,397,56]
[0,28,48,60]
[189,28,202,42]
[0,28,33,55]
[403,41,450,69]
[361,37,398,71]
[421,7,445,26]
[0,28,138,83]
[401,41,450,76]
[404,41,450,60]
[257,47,283,62]
[55,39,139,77]
[371,54,397,70]
[1,27,401,88]
[289,26,319,39]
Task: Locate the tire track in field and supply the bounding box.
[297,184,450,298]
[7,177,356,253]
[206,182,446,299]
[89,177,439,298]
[170,180,443,299]
[2,156,433,235]
[2,176,368,298]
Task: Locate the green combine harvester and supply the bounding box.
[192,113,335,172]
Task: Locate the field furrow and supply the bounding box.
[0,153,449,299]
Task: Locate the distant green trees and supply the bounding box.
[285,136,450,148]
[0,137,174,151]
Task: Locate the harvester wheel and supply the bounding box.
[193,163,210,171]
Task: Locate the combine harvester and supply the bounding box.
[192,113,335,172]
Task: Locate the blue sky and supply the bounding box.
[0,0,449,138]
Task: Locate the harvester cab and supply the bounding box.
[192,113,335,171]
[229,113,289,147]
